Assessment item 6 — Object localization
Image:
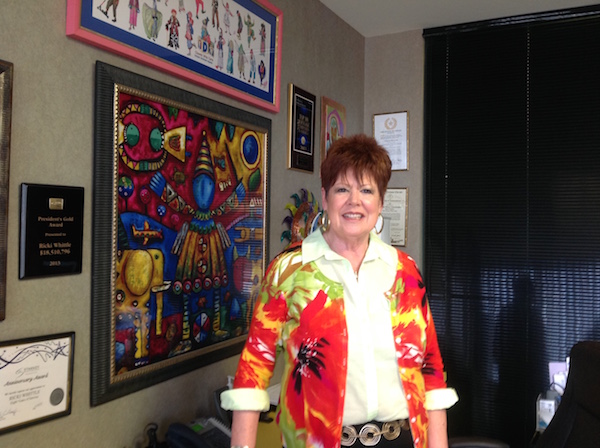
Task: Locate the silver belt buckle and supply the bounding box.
[341,425,358,446]
[341,420,406,446]
[358,423,381,446]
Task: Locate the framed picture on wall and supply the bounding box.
[287,84,316,173]
[373,111,409,171]
[382,188,408,246]
[0,332,75,435]
[66,0,283,113]
[91,61,271,405]
[320,96,346,163]
[0,60,12,321]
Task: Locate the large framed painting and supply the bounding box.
[91,61,270,405]
[66,0,283,113]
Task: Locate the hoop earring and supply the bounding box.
[374,213,384,235]
[309,211,322,235]
[320,210,330,233]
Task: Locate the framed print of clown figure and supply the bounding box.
[91,62,270,405]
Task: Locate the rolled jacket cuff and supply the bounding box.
[220,388,271,412]
[424,387,459,410]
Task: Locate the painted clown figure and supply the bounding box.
[150,131,233,346]
[177,134,231,336]
[114,92,265,372]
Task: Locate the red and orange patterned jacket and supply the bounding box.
[227,242,449,448]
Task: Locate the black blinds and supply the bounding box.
[424,7,600,446]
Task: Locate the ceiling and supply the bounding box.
[318,0,600,37]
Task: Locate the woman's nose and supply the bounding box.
[348,189,360,204]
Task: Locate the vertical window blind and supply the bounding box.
[423,6,600,446]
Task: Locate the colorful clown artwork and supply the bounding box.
[89,0,277,98]
[113,87,266,376]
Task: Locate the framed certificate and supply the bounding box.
[382,188,408,246]
[0,332,75,434]
[373,111,409,171]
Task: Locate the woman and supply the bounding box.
[221,134,458,448]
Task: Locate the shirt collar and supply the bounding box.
[302,228,397,269]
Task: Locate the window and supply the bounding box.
[424,6,600,445]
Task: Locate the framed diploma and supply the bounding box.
[382,188,408,246]
[287,84,316,172]
[373,111,409,171]
[0,332,75,434]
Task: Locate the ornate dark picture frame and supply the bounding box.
[0,60,13,321]
[92,62,270,405]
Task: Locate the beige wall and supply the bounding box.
[0,1,422,447]
[364,30,425,266]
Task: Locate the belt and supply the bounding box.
[341,419,410,447]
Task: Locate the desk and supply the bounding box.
[257,411,281,447]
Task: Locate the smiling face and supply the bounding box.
[321,169,383,247]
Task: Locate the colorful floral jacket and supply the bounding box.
[231,243,448,448]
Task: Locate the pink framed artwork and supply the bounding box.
[320,96,346,163]
[66,0,283,113]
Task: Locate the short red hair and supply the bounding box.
[320,134,392,201]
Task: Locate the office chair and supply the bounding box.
[535,340,600,448]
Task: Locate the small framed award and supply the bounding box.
[0,332,75,434]
[287,84,316,173]
[19,184,84,279]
